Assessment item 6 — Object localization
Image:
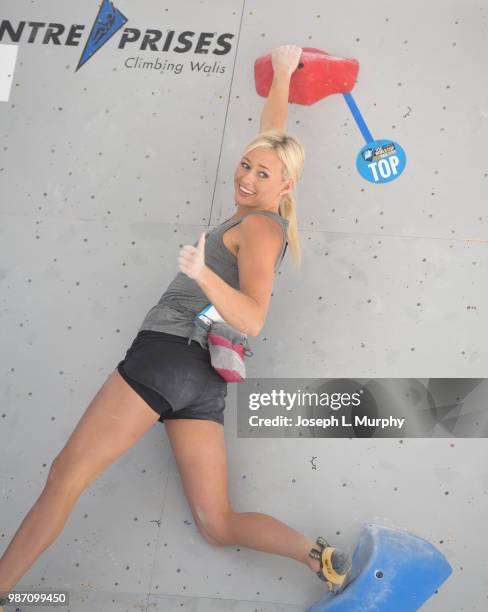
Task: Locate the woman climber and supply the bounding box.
[0,45,352,610]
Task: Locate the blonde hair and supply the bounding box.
[242,129,305,268]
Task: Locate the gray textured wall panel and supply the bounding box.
[1,1,487,611]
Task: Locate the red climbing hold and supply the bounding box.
[254,47,359,105]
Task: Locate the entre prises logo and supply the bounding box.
[77,0,128,71]
[0,0,234,72]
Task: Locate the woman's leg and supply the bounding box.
[0,369,161,600]
[164,418,321,574]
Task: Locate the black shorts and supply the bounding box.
[116,330,228,425]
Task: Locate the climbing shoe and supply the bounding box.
[309,536,353,594]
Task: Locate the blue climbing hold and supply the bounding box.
[307,524,452,611]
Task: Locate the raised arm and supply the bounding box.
[260,45,302,132]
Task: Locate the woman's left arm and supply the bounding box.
[260,45,302,132]
[260,70,292,132]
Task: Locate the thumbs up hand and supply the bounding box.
[178,231,207,281]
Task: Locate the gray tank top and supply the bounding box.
[137,210,289,350]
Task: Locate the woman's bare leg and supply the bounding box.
[164,419,323,575]
[0,369,160,600]
[226,512,322,570]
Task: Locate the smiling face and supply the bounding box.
[233,146,293,216]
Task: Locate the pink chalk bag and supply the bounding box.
[189,304,253,382]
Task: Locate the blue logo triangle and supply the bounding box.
[76,0,128,72]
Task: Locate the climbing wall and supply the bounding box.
[0,0,487,610]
